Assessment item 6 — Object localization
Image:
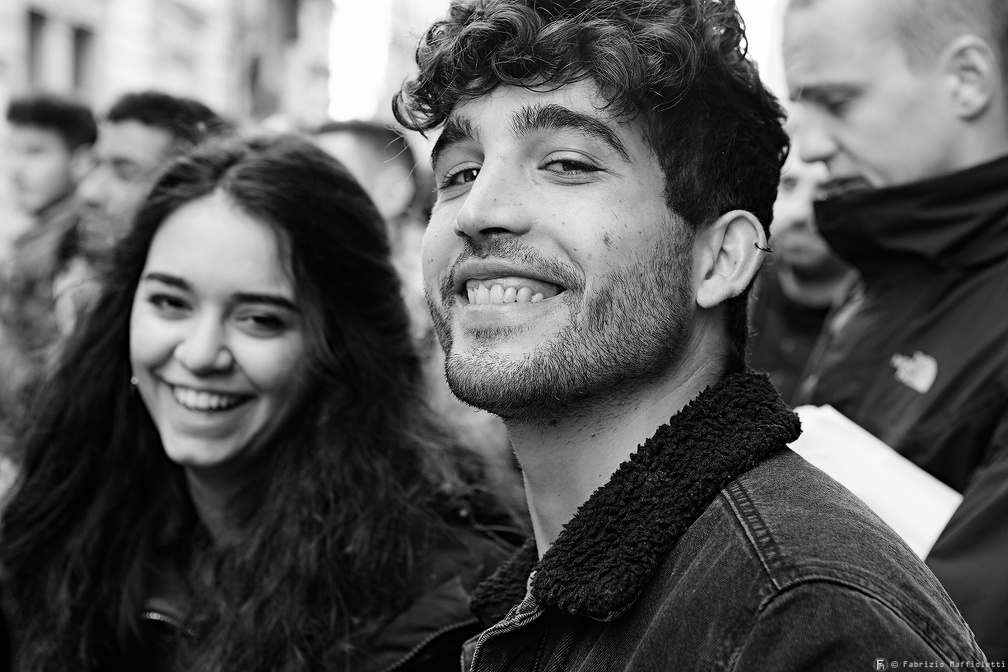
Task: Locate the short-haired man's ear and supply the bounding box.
[694,210,767,309]
[375,163,417,221]
[943,35,999,119]
[69,145,94,185]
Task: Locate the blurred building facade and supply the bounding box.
[0,0,332,125]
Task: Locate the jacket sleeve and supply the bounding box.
[927,411,1008,665]
[730,582,988,671]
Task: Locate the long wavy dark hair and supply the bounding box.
[0,133,508,670]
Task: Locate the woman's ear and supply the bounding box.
[693,210,767,309]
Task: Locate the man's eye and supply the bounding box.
[440,166,480,188]
[544,158,600,176]
[779,176,799,193]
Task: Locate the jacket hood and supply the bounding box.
[814,154,1008,278]
[471,371,800,626]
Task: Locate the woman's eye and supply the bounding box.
[239,312,287,335]
[440,166,480,189]
[149,294,189,314]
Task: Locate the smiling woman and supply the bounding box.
[0,134,518,671]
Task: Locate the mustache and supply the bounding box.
[439,235,583,301]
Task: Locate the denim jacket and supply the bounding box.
[463,372,989,671]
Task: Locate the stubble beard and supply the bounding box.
[431,229,696,423]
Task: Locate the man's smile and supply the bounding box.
[450,258,571,307]
[464,276,562,305]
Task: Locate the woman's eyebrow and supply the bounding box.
[141,271,190,291]
[232,292,300,312]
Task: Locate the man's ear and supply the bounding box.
[943,35,999,120]
[374,163,417,220]
[69,144,94,185]
[694,210,767,309]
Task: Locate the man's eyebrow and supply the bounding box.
[512,103,631,162]
[790,83,859,105]
[431,115,479,172]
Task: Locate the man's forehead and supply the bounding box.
[448,81,615,128]
[6,125,66,148]
[433,81,637,164]
[95,119,175,167]
[784,1,903,98]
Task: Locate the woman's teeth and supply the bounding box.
[172,386,244,411]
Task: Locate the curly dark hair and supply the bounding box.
[0,134,514,671]
[394,0,789,371]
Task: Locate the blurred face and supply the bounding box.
[424,81,697,420]
[4,125,76,215]
[78,120,175,247]
[771,157,834,271]
[130,191,310,483]
[784,0,960,189]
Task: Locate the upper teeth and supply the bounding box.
[465,279,559,305]
[173,386,244,411]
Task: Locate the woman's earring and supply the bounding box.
[130,374,139,388]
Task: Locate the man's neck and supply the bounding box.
[506,353,722,556]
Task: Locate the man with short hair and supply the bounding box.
[396,0,987,668]
[4,93,95,221]
[750,148,854,404]
[58,90,229,331]
[0,94,96,434]
[784,0,1008,659]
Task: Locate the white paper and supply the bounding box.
[789,405,963,559]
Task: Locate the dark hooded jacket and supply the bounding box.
[795,155,1008,662]
[463,372,986,671]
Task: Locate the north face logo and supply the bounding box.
[890,351,938,394]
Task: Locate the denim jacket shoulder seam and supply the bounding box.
[725,579,952,671]
[721,483,784,591]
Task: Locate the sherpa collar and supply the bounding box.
[470,371,801,626]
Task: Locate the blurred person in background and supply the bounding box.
[58,90,230,334]
[0,94,96,468]
[312,119,432,343]
[0,133,516,671]
[785,0,1008,659]
[2,93,94,234]
[749,148,854,404]
[313,120,517,496]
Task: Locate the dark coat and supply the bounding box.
[463,373,987,671]
[797,155,1008,662]
[137,525,511,672]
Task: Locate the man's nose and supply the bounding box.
[795,110,839,165]
[76,165,110,210]
[452,163,533,241]
[173,316,234,375]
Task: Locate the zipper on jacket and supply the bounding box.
[467,595,544,672]
[141,609,183,630]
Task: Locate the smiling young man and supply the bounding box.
[784,0,1008,660]
[395,0,987,669]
